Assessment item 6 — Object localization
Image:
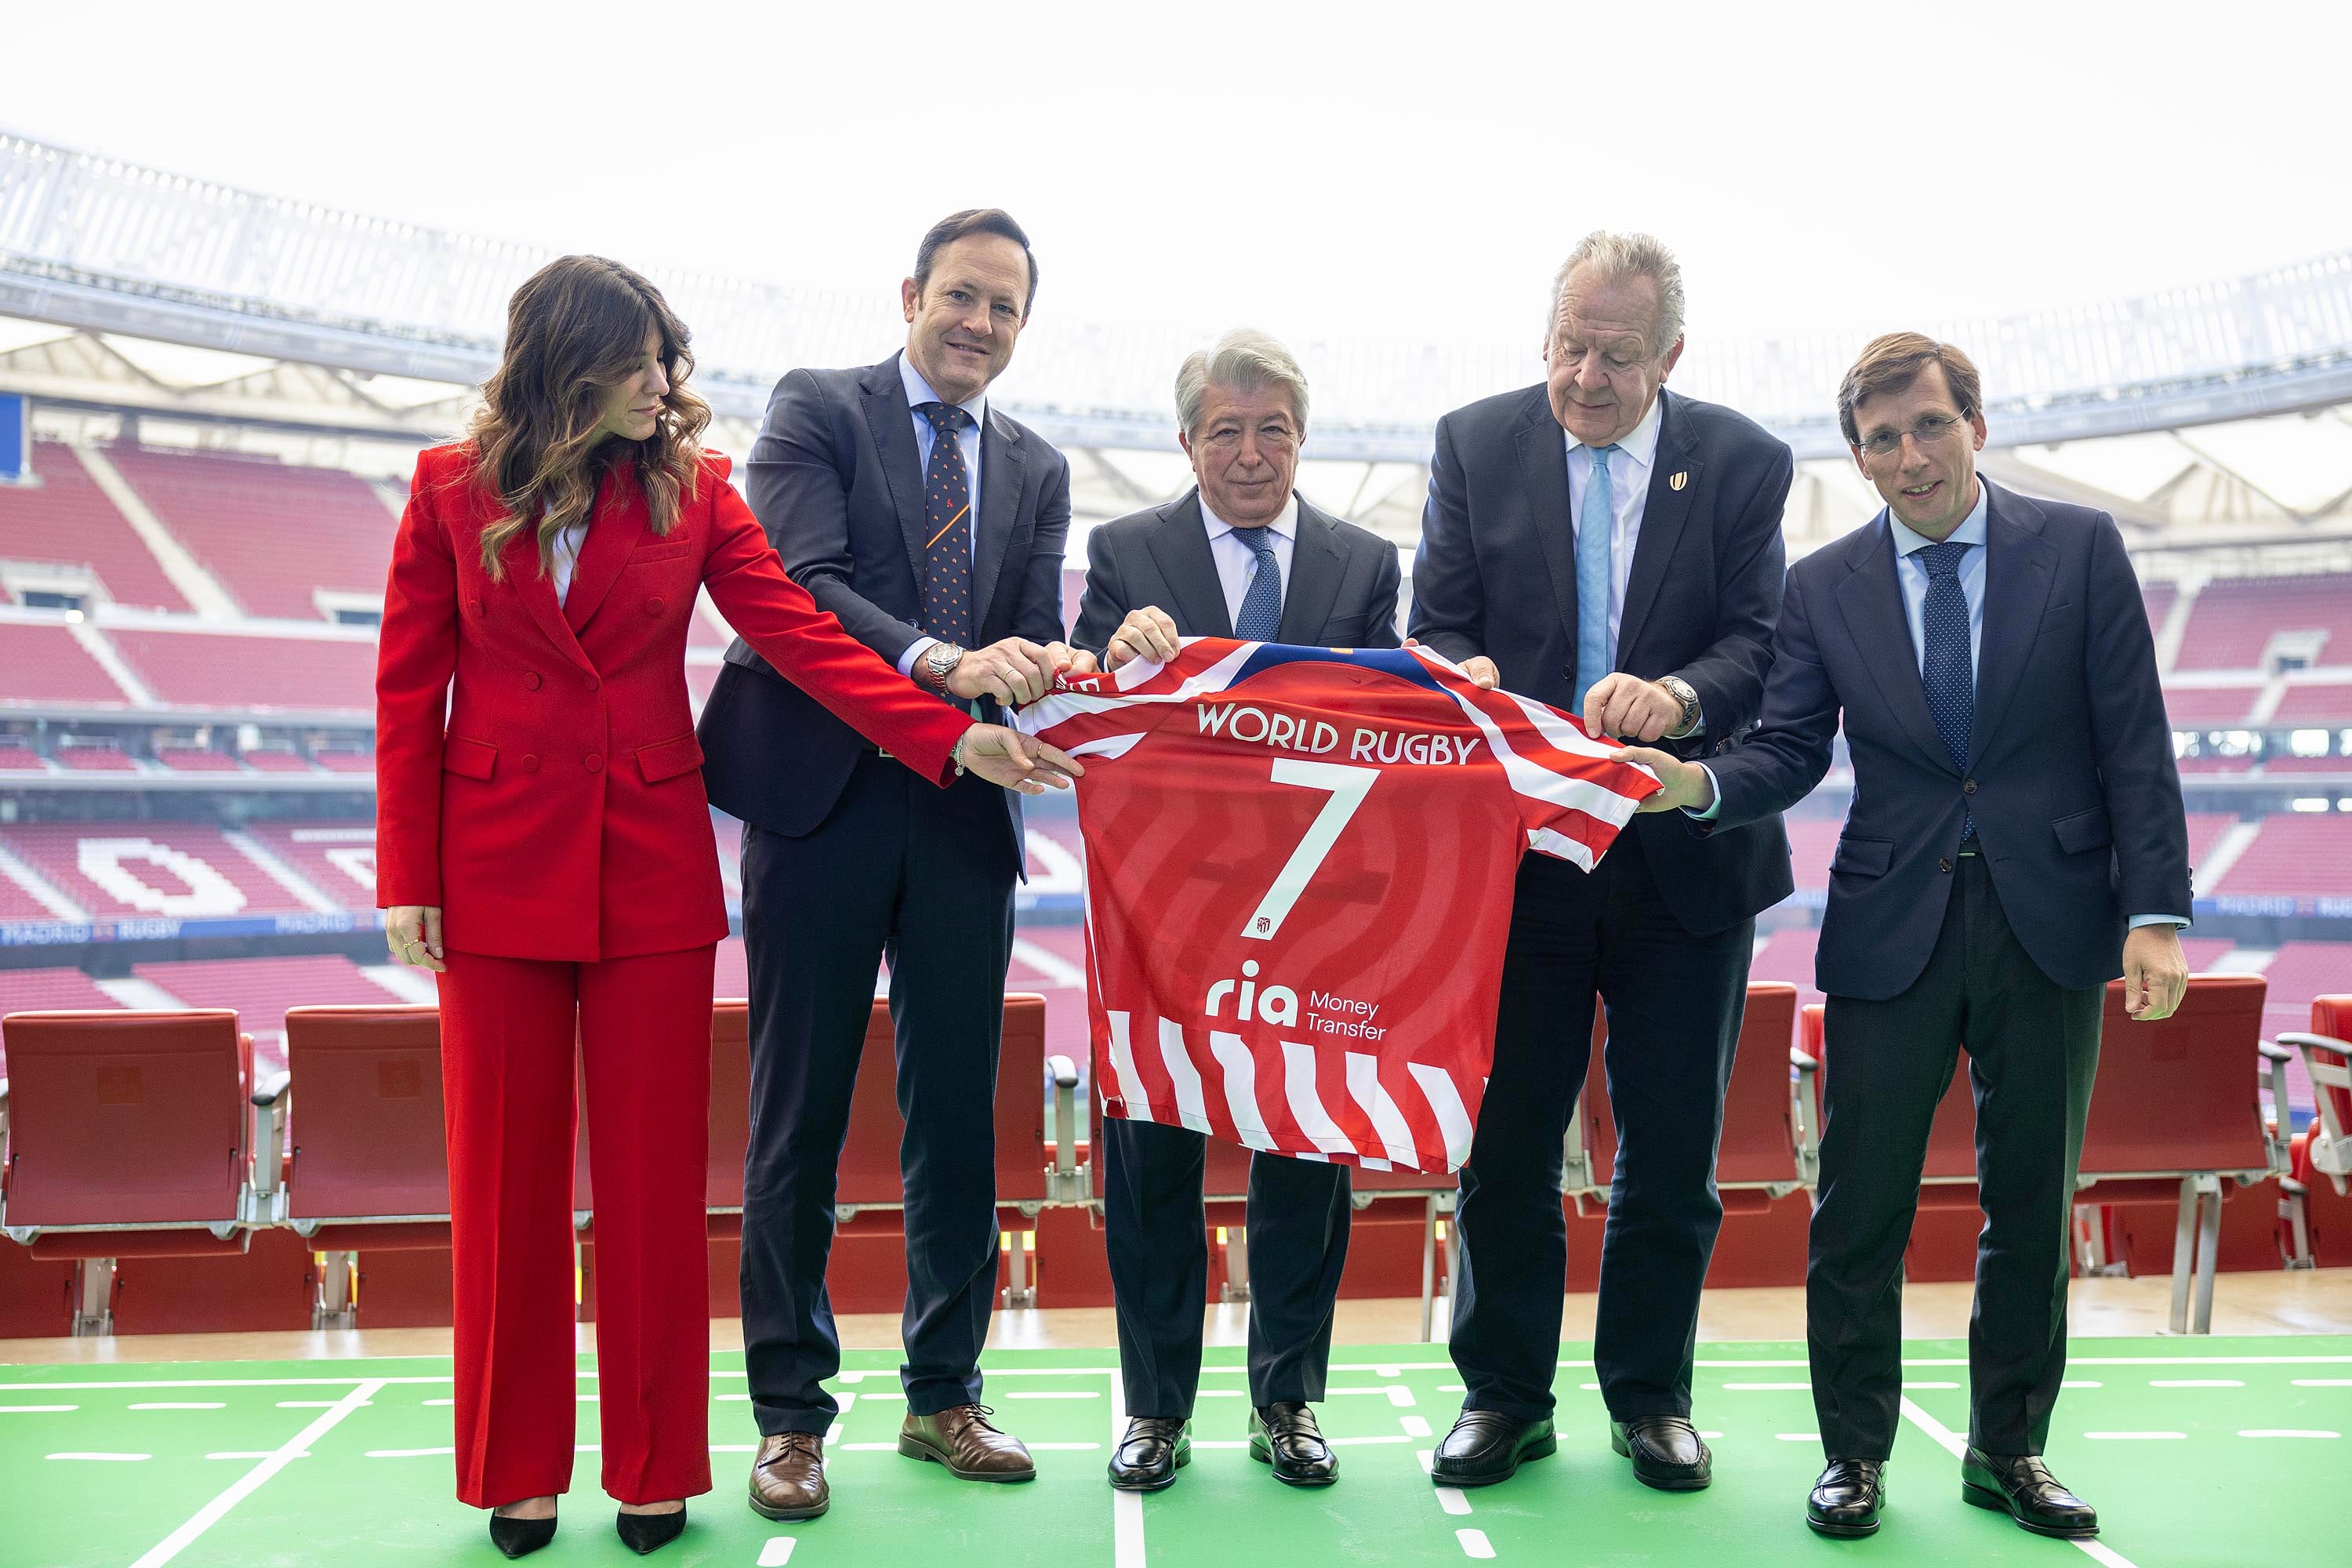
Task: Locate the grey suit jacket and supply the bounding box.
[1070,488,1402,652]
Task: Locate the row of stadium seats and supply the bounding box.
[3,978,2332,1340]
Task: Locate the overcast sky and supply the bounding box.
[7,0,2348,368]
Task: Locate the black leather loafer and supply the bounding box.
[615,1505,685,1555]
[1610,1415,1711,1491]
[1109,1416,1191,1491]
[1430,1411,1555,1486]
[488,1513,556,1559]
[1250,1401,1338,1486]
[1807,1457,1886,1537]
[1961,1448,2097,1538]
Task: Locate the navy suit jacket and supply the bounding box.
[1410,384,1796,936]
[1706,481,2192,1000]
[697,355,1072,848]
[1070,488,1402,653]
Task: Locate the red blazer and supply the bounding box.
[376,442,971,962]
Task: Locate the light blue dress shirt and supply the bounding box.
[1695,480,2184,929]
[895,350,989,676]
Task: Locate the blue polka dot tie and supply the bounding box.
[1232,525,1283,641]
[915,401,975,645]
[1916,539,1976,843]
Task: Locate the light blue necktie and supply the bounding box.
[1233,526,1283,641]
[1575,443,1622,703]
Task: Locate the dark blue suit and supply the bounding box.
[697,354,1070,1437]
[1410,384,1794,1424]
[1704,479,2190,1459]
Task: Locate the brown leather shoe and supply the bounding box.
[898,1403,1037,1481]
[748,1432,829,1521]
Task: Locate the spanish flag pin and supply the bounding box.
[1669,470,1689,491]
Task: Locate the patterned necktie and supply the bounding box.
[1575,443,1622,704]
[914,401,975,644]
[1232,525,1283,641]
[1916,539,1976,841]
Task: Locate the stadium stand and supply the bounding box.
[240,746,319,773]
[103,445,394,621]
[0,441,189,612]
[132,954,409,1067]
[241,820,377,904]
[2162,683,2266,725]
[154,746,240,771]
[51,739,138,771]
[0,735,44,769]
[2212,814,2352,898]
[0,622,133,708]
[2,822,295,916]
[2274,681,2352,722]
[2174,572,2352,670]
[107,626,376,712]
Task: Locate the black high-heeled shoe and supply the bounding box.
[615,1504,686,1555]
[487,1512,557,1559]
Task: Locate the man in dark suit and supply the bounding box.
[1621,333,2191,1541]
[1410,231,1794,1494]
[697,209,1076,1522]
[1067,330,1402,1494]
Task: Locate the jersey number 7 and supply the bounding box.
[1242,760,1380,942]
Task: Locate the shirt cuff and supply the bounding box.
[2129,913,2191,931]
[898,636,939,678]
[1682,763,1726,821]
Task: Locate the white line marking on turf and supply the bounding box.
[759,1540,797,1566]
[1,1404,78,1413]
[1899,1396,2147,1568]
[2063,1381,2103,1388]
[1402,1415,1432,1438]
[825,1425,842,1446]
[1457,1526,1497,1559]
[207,1451,307,1461]
[133,1403,227,1410]
[1109,1372,1145,1568]
[1700,1432,1723,1439]
[2085,1432,2187,1440]
[1374,1365,1402,1377]
[48,1452,149,1461]
[717,1393,751,1401]
[2238,1429,2339,1439]
[367,1447,457,1457]
[2151,1379,2241,1388]
[132,1377,385,1568]
[1417,1448,1474,1515]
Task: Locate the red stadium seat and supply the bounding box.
[2279,994,2352,1202]
[0,1009,264,1334]
[276,1005,449,1327]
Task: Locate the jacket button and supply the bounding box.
[522,754,540,774]
[645,596,665,615]
[1939,857,1954,873]
[584,675,601,692]
[585,753,604,773]
[1962,778,1977,795]
[524,672,541,691]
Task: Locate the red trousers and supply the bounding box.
[437,943,717,1508]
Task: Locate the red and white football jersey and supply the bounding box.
[1015,638,1661,1174]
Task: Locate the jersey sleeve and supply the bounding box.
[1411,650,1663,872]
[1014,637,1258,760]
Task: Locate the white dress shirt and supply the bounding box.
[896,350,990,676]
[1564,390,1664,658]
[1200,491,1298,630]
[550,519,589,607]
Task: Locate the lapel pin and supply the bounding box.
[1669,470,1689,492]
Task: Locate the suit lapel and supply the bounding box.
[506,528,593,676]
[972,407,1025,634]
[1143,491,1234,638]
[1510,393,1581,653]
[1968,482,2059,767]
[856,356,932,589]
[1614,390,1700,665]
[560,466,637,635]
[1276,496,1348,645]
[1834,517,1953,773]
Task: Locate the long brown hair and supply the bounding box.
[466,256,712,579]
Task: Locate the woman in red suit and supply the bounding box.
[376,255,1076,1558]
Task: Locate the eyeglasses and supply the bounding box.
[1858,412,1970,458]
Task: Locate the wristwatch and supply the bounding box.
[1657,675,1702,739]
[919,641,967,694]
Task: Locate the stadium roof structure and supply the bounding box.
[4,125,2351,562]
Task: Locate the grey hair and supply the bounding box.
[1547,230,1686,358]
[1174,328,1310,440]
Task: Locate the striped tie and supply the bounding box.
[915,401,975,645]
